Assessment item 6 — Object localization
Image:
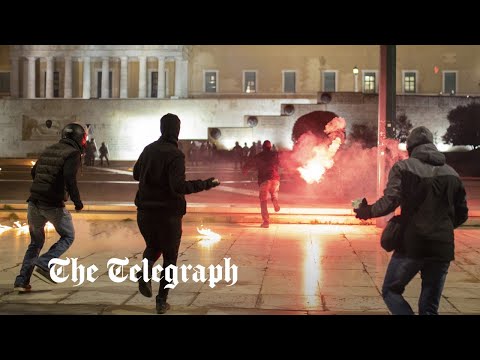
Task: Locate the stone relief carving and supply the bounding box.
[22,115,76,141]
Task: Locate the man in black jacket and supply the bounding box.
[14,123,87,292]
[354,126,469,315]
[133,113,220,314]
[242,140,280,228]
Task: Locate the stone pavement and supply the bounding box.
[1,219,480,315]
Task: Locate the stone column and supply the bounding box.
[82,56,91,99]
[138,56,147,98]
[120,56,128,98]
[101,57,109,98]
[157,56,165,98]
[174,57,181,98]
[27,56,36,99]
[45,56,54,98]
[10,56,19,98]
[64,56,72,98]
[174,57,188,98]
[180,58,188,98]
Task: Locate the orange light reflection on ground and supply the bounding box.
[302,236,322,307]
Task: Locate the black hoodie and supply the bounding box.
[371,128,468,261]
[133,114,211,215]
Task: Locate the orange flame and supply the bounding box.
[197,226,221,246]
[0,221,54,236]
[297,137,342,184]
[295,117,346,184]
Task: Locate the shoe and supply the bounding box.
[261,222,269,228]
[137,271,152,298]
[156,300,171,314]
[273,203,281,212]
[33,266,57,284]
[14,284,32,293]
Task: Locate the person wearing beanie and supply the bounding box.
[353,125,468,315]
[133,113,220,314]
[242,140,281,228]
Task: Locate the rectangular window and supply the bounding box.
[97,72,101,98]
[363,72,376,93]
[443,71,457,94]
[108,71,112,98]
[43,71,59,97]
[244,71,257,93]
[97,71,113,98]
[323,71,336,92]
[151,71,158,97]
[403,71,416,93]
[53,71,59,97]
[283,71,296,93]
[204,71,218,93]
[0,72,10,93]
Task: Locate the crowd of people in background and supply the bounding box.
[186,140,277,168]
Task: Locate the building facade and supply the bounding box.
[0,45,479,159]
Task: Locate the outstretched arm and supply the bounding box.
[169,154,218,195]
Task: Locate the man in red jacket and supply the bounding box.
[242,140,280,228]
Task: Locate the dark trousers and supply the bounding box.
[382,252,450,315]
[137,210,182,301]
[99,154,109,166]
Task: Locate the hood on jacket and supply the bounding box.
[406,126,434,155]
[410,143,446,166]
[160,113,181,142]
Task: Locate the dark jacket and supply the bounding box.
[371,143,468,261]
[133,115,212,215]
[28,138,83,208]
[243,150,280,185]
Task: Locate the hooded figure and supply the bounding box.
[406,126,435,155]
[353,126,468,315]
[133,113,220,314]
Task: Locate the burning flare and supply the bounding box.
[197,226,221,246]
[0,221,54,236]
[296,117,346,184]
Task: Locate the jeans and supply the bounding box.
[259,180,280,222]
[14,201,75,286]
[382,252,450,315]
[137,211,183,302]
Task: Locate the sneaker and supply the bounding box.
[156,300,171,314]
[33,266,57,285]
[14,284,32,293]
[261,222,269,228]
[274,203,281,212]
[136,271,152,298]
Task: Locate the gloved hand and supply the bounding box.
[205,177,220,190]
[354,198,372,220]
[75,202,84,212]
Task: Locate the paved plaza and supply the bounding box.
[1,220,479,315]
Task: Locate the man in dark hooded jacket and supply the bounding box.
[354,126,468,315]
[133,113,220,314]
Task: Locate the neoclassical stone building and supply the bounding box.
[5,45,189,99]
[0,45,479,159]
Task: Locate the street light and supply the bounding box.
[353,66,359,92]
